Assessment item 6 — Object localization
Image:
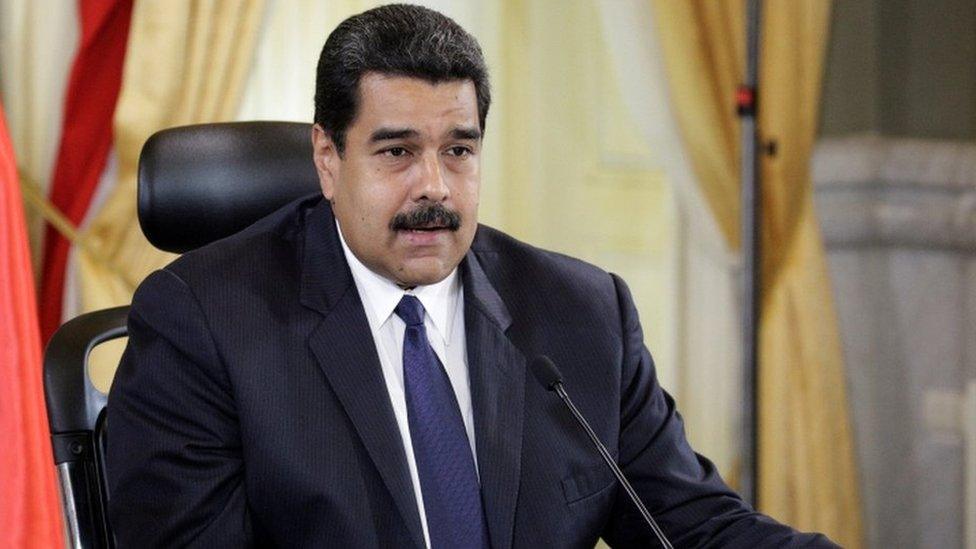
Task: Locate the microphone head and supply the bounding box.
[529,355,563,391]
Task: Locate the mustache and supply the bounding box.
[389,203,462,232]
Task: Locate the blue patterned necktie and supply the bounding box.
[395,295,490,549]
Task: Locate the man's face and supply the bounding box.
[313,73,482,287]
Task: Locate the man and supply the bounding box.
[107,4,837,548]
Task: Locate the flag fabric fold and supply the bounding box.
[0,99,65,548]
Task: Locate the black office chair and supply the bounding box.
[43,121,321,548]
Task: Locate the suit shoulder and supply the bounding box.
[160,195,318,289]
[470,224,619,304]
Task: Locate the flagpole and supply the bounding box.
[738,0,763,508]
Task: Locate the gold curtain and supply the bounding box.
[651,2,743,247]
[652,1,863,547]
[76,0,265,389]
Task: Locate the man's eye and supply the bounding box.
[447,146,471,157]
[385,147,409,157]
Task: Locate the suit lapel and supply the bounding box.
[300,201,425,549]
[463,250,525,549]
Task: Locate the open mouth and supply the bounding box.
[399,225,451,246]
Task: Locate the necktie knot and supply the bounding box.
[395,295,425,327]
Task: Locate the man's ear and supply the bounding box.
[312,124,339,200]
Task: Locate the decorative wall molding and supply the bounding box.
[815,133,976,548]
[814,134,976,188]
[813,135,976,251]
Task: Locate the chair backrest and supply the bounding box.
[43,121,320,548]
[139,121,319,253]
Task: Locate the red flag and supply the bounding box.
[39,0,133,342]
[0,102,65,545]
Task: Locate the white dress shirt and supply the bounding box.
[336,222,476,549]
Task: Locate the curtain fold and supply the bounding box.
[756,3,861,540]
[76,0,266,316]
[651,1,863,547]
[651,2,743,248]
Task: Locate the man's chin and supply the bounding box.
[393,258,458,287]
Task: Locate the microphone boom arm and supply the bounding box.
[553,381,674,549]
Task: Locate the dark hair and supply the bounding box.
[314,4,491,154]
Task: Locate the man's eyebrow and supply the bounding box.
[449,127,482,141]
[369,127,420,142]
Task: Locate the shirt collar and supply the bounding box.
[336,220,459,346]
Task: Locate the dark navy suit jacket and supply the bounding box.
[106,197,837,548]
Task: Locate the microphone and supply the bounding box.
[530,355,674,549]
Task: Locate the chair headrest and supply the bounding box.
[138,121,321,253]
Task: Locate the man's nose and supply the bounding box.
[412,151,450,202]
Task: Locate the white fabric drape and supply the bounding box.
[238,0,366,122]
[595,0,741,478]
[0,0,79,267]
[237,0,499,129]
